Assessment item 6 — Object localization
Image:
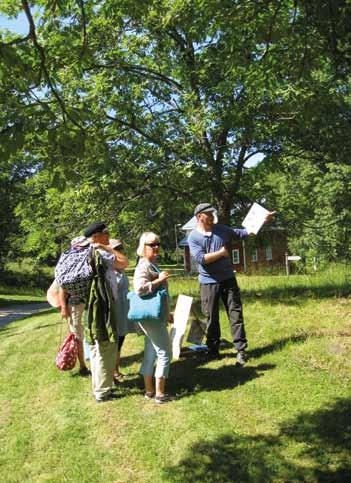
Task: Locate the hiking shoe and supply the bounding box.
[144,392,155,400]
[79,367,91,377]
[205,350,221,361]
[236,351,247,366]
[96,392,118,403]
[155,394,177,404]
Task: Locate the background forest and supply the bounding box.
[0,0,350,271]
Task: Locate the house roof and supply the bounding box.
[178,236,189,247]
[181,216,197,231]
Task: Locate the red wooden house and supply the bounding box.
[179,217,288,274]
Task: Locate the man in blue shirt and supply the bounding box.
[188,202,273,365]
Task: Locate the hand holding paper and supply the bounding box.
[242,203,276,235]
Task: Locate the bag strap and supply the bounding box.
[150,262,160,273]
[57,316,65,351]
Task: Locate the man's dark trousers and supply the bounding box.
[200,277,247,354]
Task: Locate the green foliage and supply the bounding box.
[250,156,351,263]
[0,1,350,262]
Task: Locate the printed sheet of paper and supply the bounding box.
[242,202,270,235]
[170,294,193,360]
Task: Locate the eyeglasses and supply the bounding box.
[145,243,161,248]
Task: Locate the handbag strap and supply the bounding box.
[57,316,65,351]
[150,262,160,273]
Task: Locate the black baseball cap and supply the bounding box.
[83,222,108,238]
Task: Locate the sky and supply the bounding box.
[0,13,28,35]
[0,13,263,168]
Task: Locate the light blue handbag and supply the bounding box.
[127,288,168,322]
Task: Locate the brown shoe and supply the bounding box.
[113,372,125,384]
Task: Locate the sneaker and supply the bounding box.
[155,394,177,404]
[236,351,247,366]
[95,392,118,403]
[144,392,155,400]
[79,367,91,377]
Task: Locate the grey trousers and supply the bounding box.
[200,277,247,353]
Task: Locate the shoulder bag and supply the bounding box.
[127,288,168,323]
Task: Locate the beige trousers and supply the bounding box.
[90,341,117,400]
[68,303,85,340]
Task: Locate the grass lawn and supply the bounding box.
[0,266,350,482]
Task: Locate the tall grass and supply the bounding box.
[170,263,351,301]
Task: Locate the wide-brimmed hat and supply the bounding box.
[109,238,123,250]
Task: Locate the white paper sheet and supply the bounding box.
[242,202,270,235]
[170,294,193,360]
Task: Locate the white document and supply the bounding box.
[170,294,193,360]
[242,202,270,235]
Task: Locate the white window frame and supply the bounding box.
[252,248,258,262]
[265,245,273,261]
[232,249,240,264]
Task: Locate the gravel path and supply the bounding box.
[0,302,52,329]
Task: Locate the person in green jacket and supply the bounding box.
[84,222,128,403]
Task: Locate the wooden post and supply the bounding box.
[285,252,289,276]
[242,239,247,273]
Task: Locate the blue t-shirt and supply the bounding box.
[188,224,248,283]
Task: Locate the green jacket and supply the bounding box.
[85,249,118,343]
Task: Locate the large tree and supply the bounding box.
[1,0,350,259]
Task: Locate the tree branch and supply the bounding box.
[261,0,283,61]
[168,27,213,159]
[21,0,84,130]
[78,0,88,58]
[105,113,162,146]
[0,34,31,47]
[85,61,183,91]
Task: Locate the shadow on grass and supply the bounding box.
[280,398,351,481]
[104,364,274,401]
[119,350,144,368]
[249,333,309,360]
[117,333,307,397]
[0,310,59,338]
[163,397,351,482]
[168,356,275,398]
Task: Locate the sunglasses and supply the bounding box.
[145,242,161,248]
